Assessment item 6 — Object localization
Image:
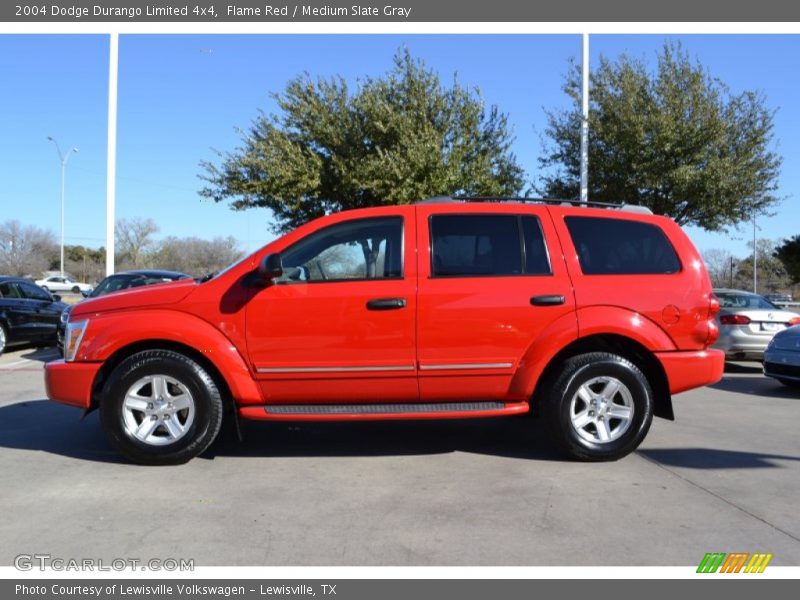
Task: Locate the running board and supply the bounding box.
[239,401,529,421]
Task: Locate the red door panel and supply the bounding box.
[415,204,576,402]
[245,208,418,403]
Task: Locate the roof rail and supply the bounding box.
[417,195,653,215]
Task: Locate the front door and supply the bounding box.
[245,209,419,404]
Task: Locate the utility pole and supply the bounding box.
[580,33,589,204]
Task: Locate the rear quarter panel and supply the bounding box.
[550,208,714,351]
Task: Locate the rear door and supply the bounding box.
[17,281,59,341]
[415,204,577,401]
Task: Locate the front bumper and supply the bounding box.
[655,349,725,395]
[763,348,800,382]
[44,359,102,409]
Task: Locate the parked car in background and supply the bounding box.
[57,270,190,350]
[764,325,800,388]
[764,292,793,305]
[713,288,800,361]
[0,276,67,356]
[46,198,724,465]
[35,275,93,294]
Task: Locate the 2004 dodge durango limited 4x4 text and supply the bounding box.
[45,198,724,465]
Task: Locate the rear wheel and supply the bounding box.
[542,352,654,461]
[71,285,80,294]
[0,324,7,356]
[100,350,223,465]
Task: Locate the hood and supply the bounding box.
[772,325,800,350]
[70,278,197,318]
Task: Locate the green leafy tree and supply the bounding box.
[775,235,800,284]
[540,42,782,231]
[200,48,525,232]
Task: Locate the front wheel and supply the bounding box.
[542,352,654,461]
[71,285,80,294]
[0,324,8,356]
[100,350,224,465]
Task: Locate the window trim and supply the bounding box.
[565,216,683,276]
[428,213,553,279]
[275,215,406,286]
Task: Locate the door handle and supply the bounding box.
[531,295,566,306]
[366,298,407,310]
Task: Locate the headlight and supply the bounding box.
[64,320,88,362]
[59,306,72,325]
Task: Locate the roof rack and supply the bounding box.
[417,195,653,215]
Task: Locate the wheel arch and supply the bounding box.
[90,340,238,413]
[529,333,673,421]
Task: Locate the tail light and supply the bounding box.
[709,294,720,317]
[702,294,722,347]
[789,317,800,326]
[719,314,751,325]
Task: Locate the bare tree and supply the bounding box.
[151,236,243,277]
[115,217,159,269]
[703,248,737,288]
[0,220,57,277]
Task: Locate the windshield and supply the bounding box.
[201,252,254,282]
[717,292,779,310]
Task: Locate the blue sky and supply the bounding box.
[0,34,797,255]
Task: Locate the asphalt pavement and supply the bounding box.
[1,347,798,566]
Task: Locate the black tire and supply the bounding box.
[0,323,8,357]
[71,286,80,294]
[542,352,654,461]
[100,349,224,465]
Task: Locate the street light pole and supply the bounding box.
[753,210,758,294]
[47,136,78,278]
[580,33,589,204]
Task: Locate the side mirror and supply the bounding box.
[258,253,284,281]
[52,294,62,302]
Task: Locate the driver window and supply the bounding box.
[278,216,403,283]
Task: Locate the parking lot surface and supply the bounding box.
[1,347,799,566]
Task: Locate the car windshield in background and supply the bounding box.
[717,293,778,310]
[89,275,175,298]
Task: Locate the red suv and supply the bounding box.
[45,199,724,464]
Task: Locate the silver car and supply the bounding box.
[712,288,800,361]
[764,325,800,388]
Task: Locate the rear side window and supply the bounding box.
[430,214,551,277]
[565,216,681,275]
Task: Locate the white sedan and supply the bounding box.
[35,276,93,294]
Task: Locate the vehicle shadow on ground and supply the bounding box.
[210,416,563,461]
[19,346,60,363]
[0,400,123,463]
[723,361,763,374]
[709,376,799,399]
[0,399,564,464]
[638,447,800,469]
